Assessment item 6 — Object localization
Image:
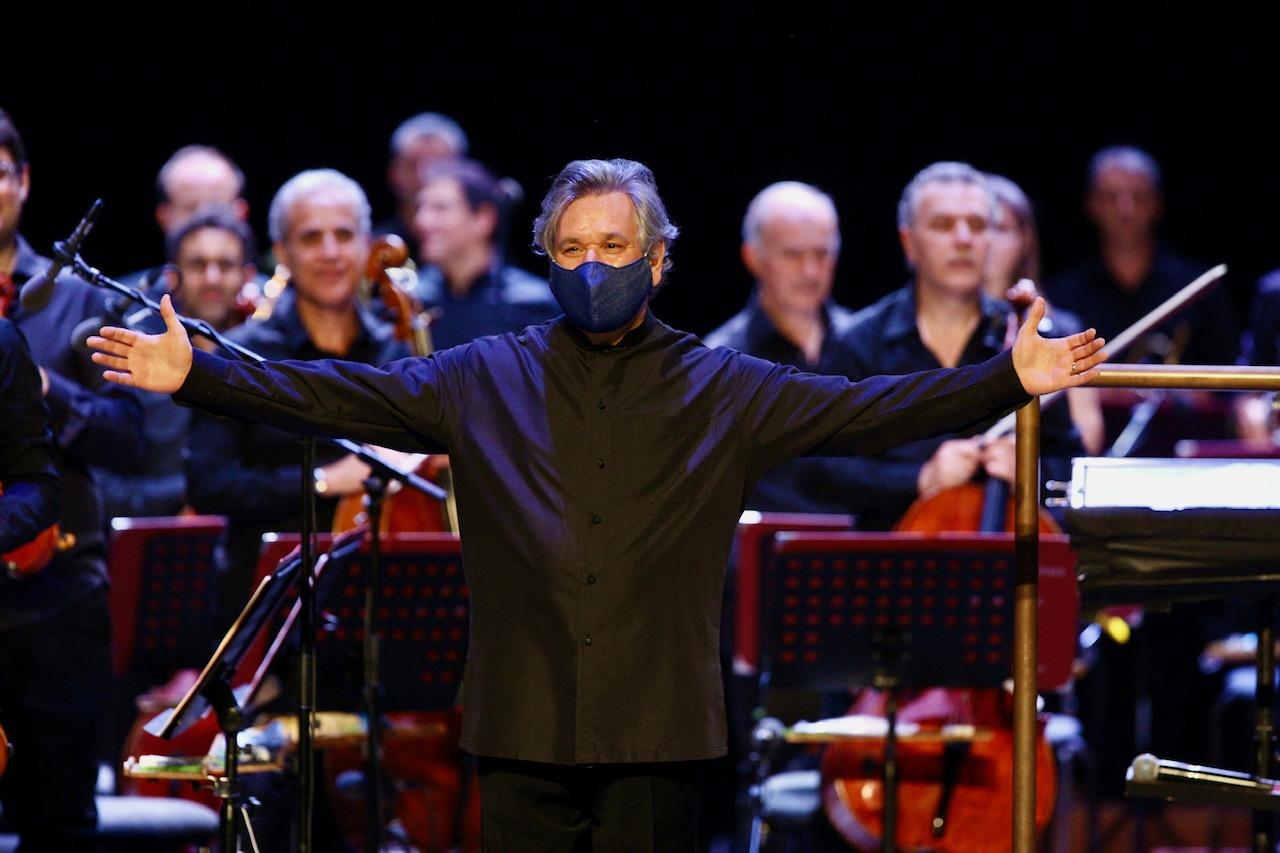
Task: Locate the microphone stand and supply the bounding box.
[70,251,446,852]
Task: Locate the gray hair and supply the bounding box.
[155,144,245,203]
[390,112,469,157]
[268,169,371,243]
[1087,145,1162,191]
[741,181,840,249]
[896,161,992,229]
[531,159,679,275]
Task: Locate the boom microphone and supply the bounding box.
[20,199,103,312]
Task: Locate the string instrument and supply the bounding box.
[332,235,458,534]
[0,720,8,778]
[0,482,74,578]
[820,690,1056,852]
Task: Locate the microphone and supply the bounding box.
[1130,752,1280,793]
[20,199,104,312]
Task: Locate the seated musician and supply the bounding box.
[1235,267,1280,441]
[184,169,408,627]
[411,158,559,349]
[96,205,257,520]
[378,111,468,257]
[1044,145,1239,366]
[704,180,866,514]
[985,172,1105,456]
[830,161,1083,531]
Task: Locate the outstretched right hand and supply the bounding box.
[88,294,193,393]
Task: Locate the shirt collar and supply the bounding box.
[557,305,661,353]
[268,287,388,355]
[884,281,1009,351]
[11,234,46,283]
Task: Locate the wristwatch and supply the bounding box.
[313,466,329,495]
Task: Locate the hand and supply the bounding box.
[88,294,193,393]
[917,437,983,494]
[980,435,1017,484]
[1011,298,1106,396]
[319,454,373,497]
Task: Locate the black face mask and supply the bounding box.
[548,256,652,333]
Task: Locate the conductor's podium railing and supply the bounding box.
[1006,362,1280,853]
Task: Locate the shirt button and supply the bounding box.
[587,574,598,584]
[596,458,606,469]
[597,399,607,410]
[591,514,602,525]
[584,635,593,646]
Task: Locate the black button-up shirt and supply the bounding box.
[829,284,1083,530]
[175,310,1030,763]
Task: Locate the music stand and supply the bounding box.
[761,532,1077,852]
[146,548,305,852]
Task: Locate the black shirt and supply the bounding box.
[703,294,868,515]
[3,236,144,627]
[0,319,59,553]
[829,284,1084,530]
[414,262,560,351]
[1045,250,1240,365]
[175,309,1031,764]
[185,288,408,591]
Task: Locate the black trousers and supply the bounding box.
[0,589,111,852]
[476,756,704,853]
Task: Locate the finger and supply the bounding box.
[1019,297,1047,336]
[160,293,183,334]
[87,335,131,357]
[101,369,137,387]
[1073,336,1106,357]
[97,325,138,345]
[91,351,131,370]
[1065,327,1098,349]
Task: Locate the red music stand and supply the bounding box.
[763,532,1078,693]
[107,515,227,679]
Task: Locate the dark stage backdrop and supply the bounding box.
[9,7,1279,339]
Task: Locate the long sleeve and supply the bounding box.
[175,348,454,453]
[0,323,60,553]
[740,349,1029,474]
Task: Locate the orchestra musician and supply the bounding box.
[183,169,408,630]
[88,156,1106,851]
[984,172,1105,455]
[411,158,559,349]
[96,204,257,521]
[0,107,145,852]
[378,112,469,257]
[1044,145,1239,365]
[829,162,1084,531]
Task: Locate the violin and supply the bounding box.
[0,482,74,578]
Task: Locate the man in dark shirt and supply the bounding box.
[1045,145,1239,365]
[91,158,1105,851]
[0,107,145,851]
[185,169,407,625]
[0,318,59,557]
[833,162,1083,530]
[411,158,559,350]
[97,205,258,520]
[705,180,863,514]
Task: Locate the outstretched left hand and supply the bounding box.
[1012,298,1107,396]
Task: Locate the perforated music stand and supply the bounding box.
[761,531,1078,851]
[253,531,468,712]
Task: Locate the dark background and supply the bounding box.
[9,6,1279,338]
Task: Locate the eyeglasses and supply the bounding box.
[0,161,21,184]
